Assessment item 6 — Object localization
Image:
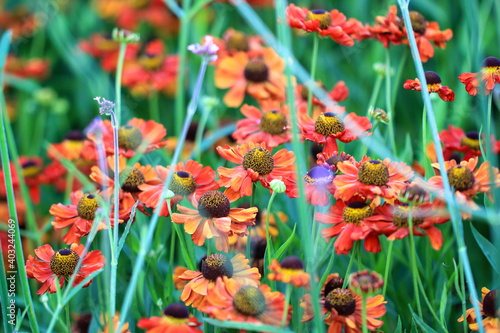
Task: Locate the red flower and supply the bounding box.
[137,303,202,333]
[233,101,292,147]
[303,166,336,206]
[459,56,500,96]
[216,142,295,200]
[26,243,105,295]
[439,125,487,160]
[286,4,354,46]
[212,28,265,63]
[5,55,50,80]
[316,150,356,173]
[0,157,46,204]
[367,6,404,48]
[296,81,349,109]
[138,160,219,217]
[268,256,310,288]
[403,71,455,102]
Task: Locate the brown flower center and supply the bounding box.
[324,288,356,316]
[21,160,42,178]
[460,131,483,151]
[260,110,288,135]
[392,203,425,227]
[326,155,346,168]
[304,9,332,29]
[425,71,442,85]
[65,130,86,141]
[119,167,146,193]
[304,166,334,186]
[300,81,326,100]
[481,56,500,68]
[343,201,373,224]
[447,165,475,192]
[244,58,269,83]
[357,160,390,186]
[118,125,143,150]
[483,289,499,318]
[139,53,164,70]
[227,31,249,52]
[169,171,196,196]
[323,277,345,297]
[233,286,266,316]
[315,112,345,136]
[50,249,80,276]
[280,256,304,270]
[201,253,234,281]
[198,190,230,218]
[242,147,274,175]
[77,193,101,220]
[163,303,190,319]
[404,11,427,35]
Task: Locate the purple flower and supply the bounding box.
[187,35,219,61]
[94,96,115,115]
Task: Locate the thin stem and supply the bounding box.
[31,108,46,155]
[385,48,397,154]
[362,296,368,333]
[366,74,384,116]
[149,90,160,123]
[307,33,319,116]
[115,43,126,125]
[265,191,278,266]
[382,240,394,298]
[281,283,292,327]
[416,270,448,332]
[343,245,357,288]
[459,255,467,333]
[65,304,71,333]
[422,105,430,178]
[175,0,192,135]
[408,206,422,318]
[247,182,257,259]
[195,104,212,161]
[63,171,74,203]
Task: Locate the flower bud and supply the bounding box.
[112,28,140,44]
[370,108,390,123]
[270,179,286,193]
[164,189,176,200]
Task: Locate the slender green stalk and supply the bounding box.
[362,296,368,333]
[408,207,423,318]
[385,48,397,154]
[175,0,192,135]
[366,74,384,116]
[360,120,381,157]
[247,182,257,259]
[195,103,212,161]
[65,304,70,333]
[63,171,74,203]
[307,34,319,116]
[343,246,357,288]
[114,43,126,124]
[31,108,46,155]
[357,241,362,270]
[281,283,292,327]
[398,2,485,330]
[422,105,430,178]
[382,240,394,297]
[459,255,467,333]
[149,90,160,123]
[416,271,448,332]
[265,191,278,266]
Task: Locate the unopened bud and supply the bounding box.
[370,108,390,123]
[164,189,175,200]
[112,28,140,44]
[270,179,286,194]
[373,62,394,76]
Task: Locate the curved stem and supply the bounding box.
[247,182,257,258]
[307,33,319,117]
[366,74,384,116]
[149,90,160,123]
[265,191,278,266]
[382,240,394,297]
[343,245,357,288]
[281,283,292,327]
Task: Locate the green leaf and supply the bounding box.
[204,318,293,332]
[439,282,448,326]
[400,133,414,164]
[409,305,439,333]
[470,224,500,275]
[395,316,402,333]
[272,223,296,262]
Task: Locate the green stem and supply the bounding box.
[281,283,292,327]
[175,0,192,135]
[382,240,394,298]
[64,171,74,203]
[149,90,160,123]
[422,105,430,178]
[65,304,70,333]
[459,255,467,333]
[385,48,397,155]
[195,104,212,161]
[265,192,278,267]
[362,296,368,333]
[408,206,423,318]
[366,74,384,116]
[115,43,126,125]
[307,33,319,117]
[357,241,362,270]
[416,271,448,332]
[247,182,257,259]
[360,120,381,157]
[343,245,357,288]
[31,108,46,155]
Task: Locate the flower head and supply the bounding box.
[459,56,500,96]
[404,71,455,102]
[26,243,105,295]
[268,256,310,288]
[188,35,219,61]
[349,270,384,295]
[94,96,115,116]
[137,303,202,333]
[458,287,499,332]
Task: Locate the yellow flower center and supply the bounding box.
[50,249,80,276]
[233,286,266,317]
[169,171,196,196]
[260,110,288,135]
[119,167,146,193]
[244,58,269,83]
[118,125,143,151]
[300,81,326,100]
[392,203,425,227]
[482,289,499,318]
[227,31,249,52]
[21,160,42,178]
[304,9,332,29]
[447,165,475,192]
[357,160,390,186]
[198,190,231,218]
[139,51,164,70]
[342,201,373,224]
[303,166,334,185]
[324,288,356,316]
[201,253,234,281]
[77,193,101,220]
[314,112,345,136]
[242,147,274,175]
[163,303,190,320]
[323,277,344,297]
[460,131,483,151]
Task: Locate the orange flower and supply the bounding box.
[299,107,372,154]
[212,28,265,62]
[428,157,500,212]
[403,71,455,102]
[202,277,290,327]
[316,150,356,173]
[439,125,487,160]
[0,6,39,40]
[285,4,354,46]
[334,156,414,202]
[216,142,295,201]
[296,81,349,108]
[364,201,450,250]
[86,117,167,159]
[0,157,46,204]
[172,191,257,252]
[137,303,202,333]
[214,48,285,108]
[232,101,292,147]
[268,256,310,288]
[458,287,499,332]
[90,154,157,200]
[173,266,189,291]
[5,55,50,80]
[315,198,387,254]
[138,160,219,217]
[179,253,260,309]
[459,57,500,96]
[25,243,105,295]
[367,6,404,48]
